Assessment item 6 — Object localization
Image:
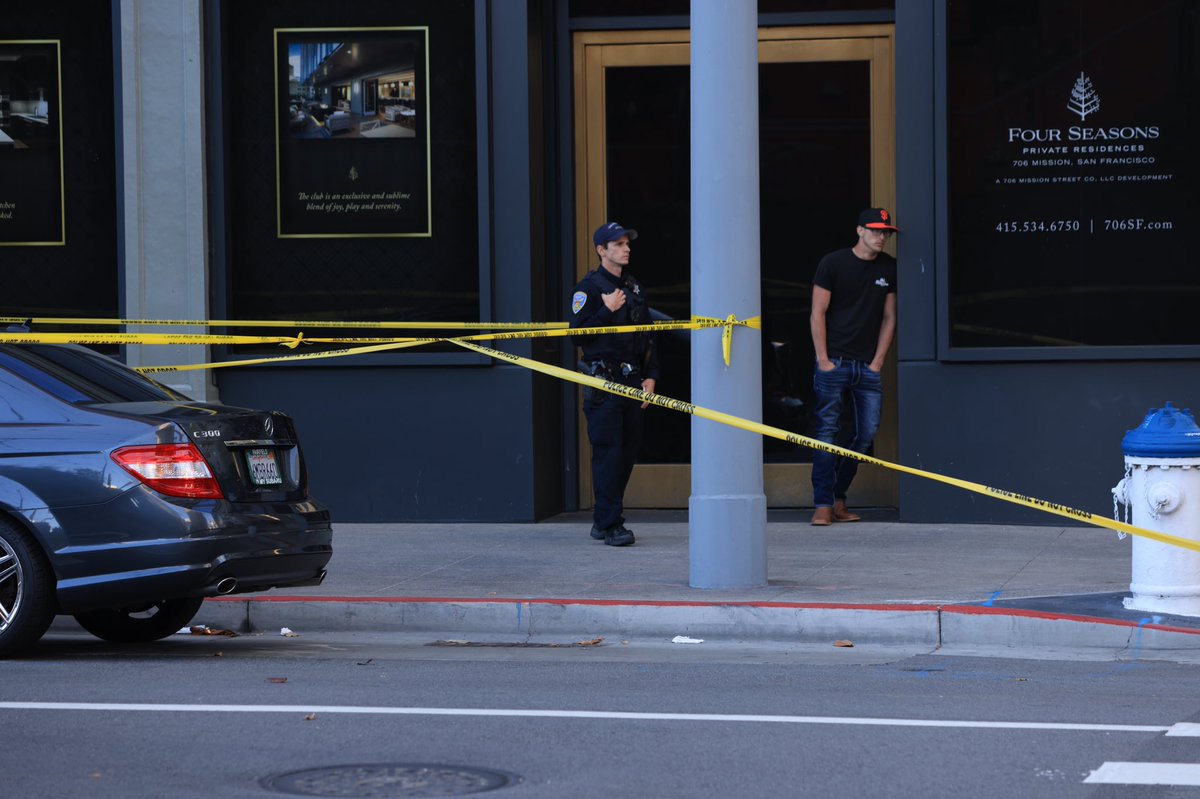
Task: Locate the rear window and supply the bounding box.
[0,344,189,404]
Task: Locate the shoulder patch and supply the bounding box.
[572,291,588,314]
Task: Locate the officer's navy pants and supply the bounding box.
[584,385,644,532]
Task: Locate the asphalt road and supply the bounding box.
[4,631,1200,798]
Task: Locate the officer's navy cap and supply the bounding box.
[593,221,638,248]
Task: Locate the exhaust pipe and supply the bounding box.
[291,569,327,589]
[215,576,238,595]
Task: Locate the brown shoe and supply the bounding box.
[811,507,833,526]
[832,500,861,523]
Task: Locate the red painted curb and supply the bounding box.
[940,604,1200,636]
[205,596,1200,636]
[207,596,934,612]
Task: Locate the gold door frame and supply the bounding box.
[572,25,897,509]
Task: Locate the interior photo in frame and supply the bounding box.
[0,40,64,245]
[275,28,430,237]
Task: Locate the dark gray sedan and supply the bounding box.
[0,344,332,656]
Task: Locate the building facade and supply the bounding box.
[1,0,1196,524]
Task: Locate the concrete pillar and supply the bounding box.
[688,1,767,588]
[119,0,214,399]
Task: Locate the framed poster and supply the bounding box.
[0,40,64,246]
[946,0,1199,350]
[274,27,431,238]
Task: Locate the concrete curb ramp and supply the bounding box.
[197,596,1200,656]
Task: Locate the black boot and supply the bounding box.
[604,524,635,547]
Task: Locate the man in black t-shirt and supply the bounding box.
[808,208,898,526]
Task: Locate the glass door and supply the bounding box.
[572,26,897,509]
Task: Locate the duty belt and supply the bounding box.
[580,360,640,380]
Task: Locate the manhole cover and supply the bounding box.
[264,764,517,797]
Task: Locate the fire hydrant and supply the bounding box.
[1113,402,1200,617]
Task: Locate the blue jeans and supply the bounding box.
[810,358,883,508]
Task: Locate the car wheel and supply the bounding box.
[0,518,56,658]
[73,597,205,643]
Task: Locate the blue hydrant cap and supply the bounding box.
[1122,402,1200,457]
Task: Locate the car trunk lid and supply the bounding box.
[95,402,309,502]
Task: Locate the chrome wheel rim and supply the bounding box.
[0,537,22,633]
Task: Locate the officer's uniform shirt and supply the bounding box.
[569,265,659,383]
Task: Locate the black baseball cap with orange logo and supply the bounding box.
[857,208,899,232]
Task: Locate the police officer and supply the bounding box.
[569,222,659,546]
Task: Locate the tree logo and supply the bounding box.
[1067,71,1100,121]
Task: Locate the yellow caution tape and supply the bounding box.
[117,317,760,373]
[0,317,760,358]
[0,332,303,346]
[709,314,761,366]
[8,313,1177,552]
[448,337,1200,555]
[468,316,758,342]
[0,315,754,333]
[136,339,430,373]
[0,316,570,331]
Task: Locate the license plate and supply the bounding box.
[245,448,282,486]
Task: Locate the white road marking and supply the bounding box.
[1085,762,1200,786]
[1166,722,1200,737]
[0,702,1171,732]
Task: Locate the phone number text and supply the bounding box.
[994,218,1173,234]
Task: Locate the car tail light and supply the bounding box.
[111,443,225,499]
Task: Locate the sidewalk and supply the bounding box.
[136,511,1200,658]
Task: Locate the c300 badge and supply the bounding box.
[572,291,587,314]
